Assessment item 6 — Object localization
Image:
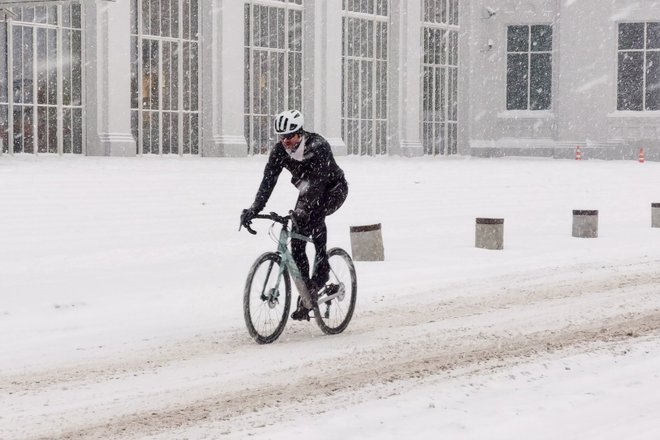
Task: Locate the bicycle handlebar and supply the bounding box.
[239,212,291,235]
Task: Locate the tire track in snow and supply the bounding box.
[2,258,660,394]
[26,310,660,440]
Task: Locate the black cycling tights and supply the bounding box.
[291,179,348,294]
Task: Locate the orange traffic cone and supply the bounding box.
[639,148,645,163]
[575,145,582,160]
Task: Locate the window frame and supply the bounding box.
[504,23,553,112]
[1,2,85,155]
[616,21,660,112]
[244,0,304,155]
[341,1,389,156]
[420,0,459,156]
[130,0,201,156]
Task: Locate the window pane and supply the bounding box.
[13,107,22,151]
[63,108,72,154]
[183,42,190,110]
[62,30,71,106]
[47,5,57,25]
[72,30,82,106]
[131,0,138,34]
[62,4,71,28]
[162,112,170,154]
[162,42,171,110]
[150,40,159,109]
[508,25,528,52]
[0,105,7,153]
[48,28,57,105]
[48,106,57,153]
[531,25,552,51]
[0,22,6,103]
[161,0,170,37]
[171,113,178,154]
[646,51,660,110]
[73,108,82,154]
[507,53,528,110]
[191,112,198,154]
[617,52,644,110]
[191,43,198,111]
[151,0,161,37]
[530,53,552,110]
[35,6,47,24]
[72,2,81,29]
[171,0,179,37]
[131,36,138,108]
[191,0,198,40]
[12,26,22,104]
[38,107,47,152]
[648,22,660,49]
[37,27,48,105]
[618,23,644,50]
[245,4,250,46]
[23,27,34,104]
[23,107,33,153]
[171,42,179,110]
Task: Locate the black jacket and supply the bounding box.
[250,132,346,213]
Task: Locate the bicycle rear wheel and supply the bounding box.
[313,248,357,335]
[243,252,291,344]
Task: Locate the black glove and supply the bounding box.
[240,208,258,228]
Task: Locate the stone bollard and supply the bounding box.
[349,223,384,261]
[653,203,660,228]
[572,210,598,238]
[475,218,504,250]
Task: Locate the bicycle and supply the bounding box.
[240,212,357,344]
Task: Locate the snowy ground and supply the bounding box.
[1,155,660,439]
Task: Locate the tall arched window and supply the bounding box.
[244,0,303,155]
[342,0,389,156]
[422,0,459,155]
[0,3,83,155]
[130,0,200,155]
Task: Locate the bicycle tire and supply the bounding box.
[243,252,291,344]
[313,247,357,335]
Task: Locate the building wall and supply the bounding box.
[3,0,464,158]
[468,0,660,160]
[4,0,659,160]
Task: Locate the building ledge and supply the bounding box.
[497,110,555,119]
[607,111,660,119]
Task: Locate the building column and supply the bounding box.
[202,0,247,157]
[85,0,136,156]
[303,1,346,155]
[391,0,423,157]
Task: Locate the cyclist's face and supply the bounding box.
[281,133,301,151]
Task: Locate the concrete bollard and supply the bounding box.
[572,210,598,238]
[653,203,660,228]
[475,218,504,250]
[349,223,384,261]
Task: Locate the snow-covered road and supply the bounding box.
[3,257,660,439]
[1,156,660,439]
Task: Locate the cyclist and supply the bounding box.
[240,109,349,321]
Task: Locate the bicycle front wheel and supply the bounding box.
[243,252,291,344]
[313,247,357,335]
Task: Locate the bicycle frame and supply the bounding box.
[243,212,348,310]
[272,220,316,308]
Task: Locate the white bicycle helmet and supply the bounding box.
[273,109,304,135]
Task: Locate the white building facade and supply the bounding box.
[0,0,658,160]
[467,0,660,161]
